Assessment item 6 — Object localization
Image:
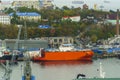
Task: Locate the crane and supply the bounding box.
[22,20,35,80]
[0,25,22,80]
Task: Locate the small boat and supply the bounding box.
[32,44,94,61]
[0,47,12,60]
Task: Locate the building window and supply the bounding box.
[70,39,73,43]
[64,38,68,43]
[59,39,62,43]
[54,39,57,43]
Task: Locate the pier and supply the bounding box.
[93,53,120,59]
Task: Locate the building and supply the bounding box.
[0,13,11,24]
[3,39,48,50]
[12,0,53,10]
[42,37,74,48]
[40,0,53,9]
[9,12,41,21]
[105,14,120,25]
[12,0,40,10]
[0,1,11,10]
[83,4,89,9]
[62,16,81,22]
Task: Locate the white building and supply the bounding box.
[40,0,53,9]
[0,13,10,24]
[9,12,41,21]
[12,0,40,10]
[12,0,53,10]
[0,1,11,10]
[62,15,81,22]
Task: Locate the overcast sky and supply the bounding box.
[2,0,120,11]
[53,0,120,11]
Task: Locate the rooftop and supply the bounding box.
[9,12,40,16]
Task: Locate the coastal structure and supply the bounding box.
[3,39,48,50]
[42,37,74,48]
[92,9,120,55]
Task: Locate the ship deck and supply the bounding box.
[74,78,120,80]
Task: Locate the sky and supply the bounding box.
[1,0,120,11]
[53,0,120,11]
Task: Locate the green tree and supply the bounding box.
[4,8,15,14]
[91,34,97,42]
[11,12,20,24]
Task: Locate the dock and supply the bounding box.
[92,53,120,59]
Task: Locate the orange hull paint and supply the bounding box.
[32,50,94,61]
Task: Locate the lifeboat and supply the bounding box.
[32,44,94,61]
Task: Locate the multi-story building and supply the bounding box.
[3,39,48,50]
[12,0,41,10]
[0,13,10,24]
[12,0,53,10]
[0,1,11,10]
[9,12,41,21]
[40,0,53,9]
[42,37,74,48]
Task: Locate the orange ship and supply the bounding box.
[32,44,94,61]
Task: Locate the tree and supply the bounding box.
[4,8,15,14]
[62,6,70,10]
[11,12,20,24]
[91,34,97,42]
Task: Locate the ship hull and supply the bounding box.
[32,50,94,61]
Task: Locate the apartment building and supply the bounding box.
[40,0,53,9]
[12,0,40,10]
[0,1,11,10]
[12,0,53,10]
[9,12,41,21]
[0,13,10,24]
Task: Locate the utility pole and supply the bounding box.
[116,9,119,36]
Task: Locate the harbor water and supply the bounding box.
[0,58,120,80]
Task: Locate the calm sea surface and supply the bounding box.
[0,58,120,80]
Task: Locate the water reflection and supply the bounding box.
[34,60,93,67]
